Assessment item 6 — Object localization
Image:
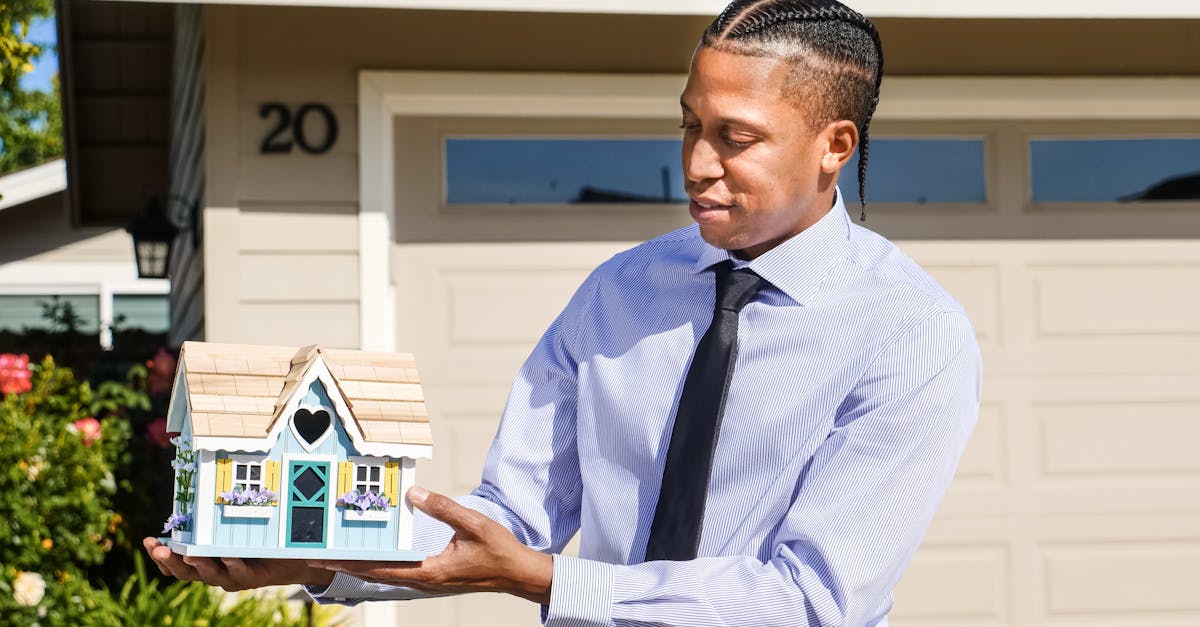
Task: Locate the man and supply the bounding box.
[146,1,981,624]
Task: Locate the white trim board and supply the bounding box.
[0,159,66,212]
[95,0,1200,18]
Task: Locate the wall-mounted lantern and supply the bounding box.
[125,197,180,279]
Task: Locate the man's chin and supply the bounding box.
[696,224,743,252]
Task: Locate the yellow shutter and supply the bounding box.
[384,461,400,506]
[337,461,354,497]
[214,458,232,503]
[264,461,280,502]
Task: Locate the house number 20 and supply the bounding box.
[259,103,338,155]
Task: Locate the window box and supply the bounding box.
[222,504,274,519]
[342,509,390,522]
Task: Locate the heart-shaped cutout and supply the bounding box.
[293,409,332,445]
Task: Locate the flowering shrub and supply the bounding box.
[70,416,103,446]
[0,353,32,395]
[12,571,45,607]
[0,356,133,624]
[336,489,389,512]
[144,348,177,397]
[145,417,171,449]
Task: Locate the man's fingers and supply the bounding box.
[184,556,239,590]
[144,537,203,581]
[220,557,253,583]
[311,560,435,585]
[408,486,484,536]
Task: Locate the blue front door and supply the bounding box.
[286,461,330,548]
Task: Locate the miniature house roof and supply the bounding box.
[166,341,432,457]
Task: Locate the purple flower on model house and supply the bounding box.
[220,485,278,506]
[336,489,389,512]
[162,513,191,533]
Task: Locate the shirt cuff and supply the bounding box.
[545,554,614,627]
[303,571,368,605]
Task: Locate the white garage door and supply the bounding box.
[388,239,1200,627]
[358,73,1200,626]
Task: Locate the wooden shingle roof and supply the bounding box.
[178,341,432,446]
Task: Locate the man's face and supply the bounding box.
[680,46,838,259]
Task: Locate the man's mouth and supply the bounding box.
[689,198,735,222]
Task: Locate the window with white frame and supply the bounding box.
[0,261,169,349]
[354,461,385,495]
[232,459,264,493]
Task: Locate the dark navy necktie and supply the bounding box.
[645,260,764,561]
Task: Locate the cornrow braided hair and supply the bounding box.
[704,0,884,220]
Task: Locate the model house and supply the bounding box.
[163,341,432,560]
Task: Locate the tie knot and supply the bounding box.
[713,261,763,313]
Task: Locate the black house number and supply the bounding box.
[259,103,338,155]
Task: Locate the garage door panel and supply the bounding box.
[393,243,628,386]
[446,270,586,345]
[1031,264,1200,337]
[1042,542,1200,618]
[981,344,1200,377]
[444,413,504,493]
[922,264,1003,348]
[1037,402,1200,477]
[891,544,1011,625]
[954,402,1007,484]
[905,242,1200,377]
[901,514,1200,627]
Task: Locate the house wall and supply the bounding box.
[0,192,131,266]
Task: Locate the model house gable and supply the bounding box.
[163,341,431,561]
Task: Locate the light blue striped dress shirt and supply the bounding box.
[312,189,982,626]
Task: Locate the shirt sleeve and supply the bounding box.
[307,276,592,606]
[545,310,982,627]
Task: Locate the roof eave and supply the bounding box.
[89,0,1200,19]
[0,159,67,212]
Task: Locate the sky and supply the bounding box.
[20,15,59,93]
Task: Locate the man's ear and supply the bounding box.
[819,120,860,174]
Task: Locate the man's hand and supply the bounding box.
[142,537,335,591]
[309,486,553,605]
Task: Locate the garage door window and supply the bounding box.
[444,136,988,206]
[1031,138,1200,202]
[445,138,686,204]
[844,138,987,204]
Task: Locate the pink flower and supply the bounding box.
[145,348,178,396]
[146,418,172,448]
[73,417,102,447]
[0,353,32,395]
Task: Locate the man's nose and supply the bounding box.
[684,137,724,183]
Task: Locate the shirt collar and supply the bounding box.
[692,187,850,306]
